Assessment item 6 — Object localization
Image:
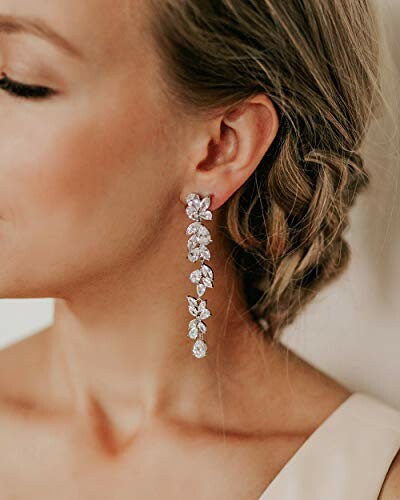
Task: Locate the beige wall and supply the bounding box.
[282,0,400,408]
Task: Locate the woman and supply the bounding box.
[0,0,398,498]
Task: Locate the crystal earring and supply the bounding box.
[185,192,214,359]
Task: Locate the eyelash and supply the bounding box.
[0,72,57,100]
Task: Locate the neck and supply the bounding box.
[46,211,273,450]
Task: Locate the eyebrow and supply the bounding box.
[0,13,85,60]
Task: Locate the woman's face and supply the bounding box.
[0,0,187,297]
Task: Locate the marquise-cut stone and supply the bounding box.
[187,234,199,248]
[198,321,207,333]
[200,210,212,220]
[198,234,211,245]
[189,269,202,283]
[188,326,198,339]
[189,197,201,210]
[202,277,213,288]
[186,206,199,220]
[187,296,198,308]
[199,196,211,211]
[197,283,206,297]
[199,308,211,320]
[188,306,198,316]
[199,246,210,260]
[186,221,202,235]
[188,247,200,262]
[185,193,198,204]
[198,299,207,310]
[189,318,199,329]
[201,264,213,279]
[197,224,210,236]
[187,296,199,316]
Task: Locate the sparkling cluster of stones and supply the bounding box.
[185,192,214,359]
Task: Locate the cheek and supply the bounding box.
[36,93,166,215]
[0,86,176,296]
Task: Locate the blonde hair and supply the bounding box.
[147,0,383,339]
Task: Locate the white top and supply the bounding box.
[257,391,400,499]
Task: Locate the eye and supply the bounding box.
[0,72,58,100]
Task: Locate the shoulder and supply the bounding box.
[378,447,400,499]
[0,328,52,412]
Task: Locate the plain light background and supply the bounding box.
[1,1,399,407]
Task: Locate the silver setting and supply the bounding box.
[185,192,214,358]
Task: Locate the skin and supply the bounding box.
[0,0,397,498]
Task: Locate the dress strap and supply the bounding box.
[258,392,400,499]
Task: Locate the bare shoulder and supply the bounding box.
[272,341,353,409]
[378,447,400,499]
[0,327,52,412]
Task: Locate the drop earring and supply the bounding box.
[185,192,214,359]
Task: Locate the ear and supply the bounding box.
[180,93,279,211]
